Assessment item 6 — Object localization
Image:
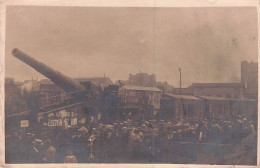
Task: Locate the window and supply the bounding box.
[225,95,231,98]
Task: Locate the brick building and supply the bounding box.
[189,83,242,99]
[38,77,114,108]
[128,72,156,87]
[172,61,258,100]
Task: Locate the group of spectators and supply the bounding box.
[6,115,257,164]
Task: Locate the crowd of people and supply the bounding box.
[5,115,257,164]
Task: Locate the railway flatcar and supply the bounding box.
[159,93,204,121]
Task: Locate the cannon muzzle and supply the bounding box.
[12,48,88,99]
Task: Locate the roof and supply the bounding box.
[164,94,257,102]
[122,85,162,92]
[190,83,241,88]
[172,88,194,94]
[6,111,29,118]
[198,96,229,101]
[198,96,256,102]
[164,93,201,100]
[40,77,114,86]
[231,98,256,102]
[75,77,113,86]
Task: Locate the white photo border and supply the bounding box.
[0,0,259,168]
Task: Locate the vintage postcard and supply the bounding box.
[0,0,259,168]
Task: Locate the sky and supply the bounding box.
[5,6,258,87]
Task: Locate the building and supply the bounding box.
[128,72,156,87]
[241,61,258,99]
[39,79,70,108]
[172,88,194,95]
[5,78,20,107]
[75,77,113,90]
[38,77,114,108]
[5,78,25,115]
[5,78,36,131]
[119,85,162,112]
[173,61,258,100]
[189,83,243,99]
[172,83,243,99]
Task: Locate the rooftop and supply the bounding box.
[197,95,229,101]
[122,85,162,92]
[198,96,256,102]
[190,83,241,88]
[75,77,113,86]
[164,93,201,100]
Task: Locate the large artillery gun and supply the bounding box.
[12,48,121,122]
[12,48,90,100]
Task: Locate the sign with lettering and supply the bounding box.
[48,119,63,127]
[41,109,78,128]
[20,120,29,128]
[71,118,78,126]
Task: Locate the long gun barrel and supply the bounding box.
[12,48,88,99]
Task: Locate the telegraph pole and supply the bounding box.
[178,67,186,119]
[178,67,182,94]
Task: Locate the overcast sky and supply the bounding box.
[5,6,258,87]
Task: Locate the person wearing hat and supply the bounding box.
[31,139,45,163]
[87,128,97,161]
[20,132,35,163]
[232,119,244,144]
[197,121,208,143]
[43,139,56,163]
[64,150,78,163]
[249,121,255,134]
[117,127,130,162]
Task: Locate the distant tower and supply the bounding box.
[241,61,258,99]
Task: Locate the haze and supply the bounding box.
[5,6,258,87]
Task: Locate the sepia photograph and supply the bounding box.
[1,2,259,167]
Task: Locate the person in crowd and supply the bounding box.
[12,114,256,163]
[87,127,97,161]
[64,150,78,163]
[197,120,208,142]
[43,139,56,163]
